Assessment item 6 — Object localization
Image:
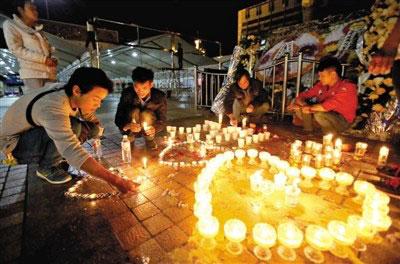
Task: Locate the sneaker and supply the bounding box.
[36,166,72,184]
[146,140,158,150]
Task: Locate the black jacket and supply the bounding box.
[115,87,167,134]
[223,78,268,115]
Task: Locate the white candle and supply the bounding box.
[235,149,246,165]
[323,134,333,146]
[300,166,317,188]
[314,154,323,169]
[224,133,231,142]
[194,132,201,141]
[318,168,335,190]
[252,134,259,144]
[242,117,247,128]
[179,126,185,134]
[258,133,265,142]
[142,157,148,169]
[219,113,223,124]
[259,151,271,167]
[246,136,252,145]
[378,146,389,166]
[143,121,148,131]
[304,140,314,154]
[354,142,368,160]
[277,222,304,248]
[332,149,342,165]
[274,172,287,189]
[197,216,219,239]
[250,170,264,192]
[335,138,342,151]
[238,138,245,148]
[264,132,271,140]
[216,135,222,144]
[247,149,258,164]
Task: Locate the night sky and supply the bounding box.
[0,0,373,57]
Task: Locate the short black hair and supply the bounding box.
[234,68,250,82]
[317,56,342,76]
[64,67,113,96]
[13,0,33,17]
[131,67,154,83]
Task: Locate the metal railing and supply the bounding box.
[255,52,348,119]
[193,67,227,108]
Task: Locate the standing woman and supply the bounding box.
[3,0,57,91]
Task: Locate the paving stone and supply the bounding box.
[109,211,139,234]
[0,202,24,218]
[155,226,189,252]
[7,172,27,182]
[141,186,165,201]
[116,224,151,251]
[0,224,23,247]
[163,206,192,224]
[98,199,130,219]
[152,195,178,211]
[177,215,197,236]
[128,239,167,264]
[0,240,21,263]
[142,213,174,236]
[173,173,196,187]
[0,177,5,184]
[137,180,156,192]
[0,193,25,208]
[1,185,25,198]
[133,202,160,221]
[123,193,149,209]
[0,212,23,230]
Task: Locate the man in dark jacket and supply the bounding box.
[115,67,167,149]
[224,68,270,126]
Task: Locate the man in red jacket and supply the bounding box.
[288,56,358,134]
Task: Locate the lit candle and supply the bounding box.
[259,151,271,167]
[264,132,271,140]
[332,149,342,165]
[314,154,323,169]
[335,172,354,195]
[238,138,245,148]
[187,133,194,144]
[312,143,322,156]
[354,142,368,160]
[194,202,212,219]
[323,145,333,155]
[142,157,148,169]
[224,133,231,142]
[305,225,334,251]
[291,150,302,165]
[304,140,314,154]
[324,153,333,167]
[285,167,300,183]
[252,134,259,144]
[274,172,287,189]
[250,170,264,192]
[202,124,209,132]
[195,191,212,204]
[199,144,207,158]
[197,216,219,239]
[318,167,335,190]
[235,149,246,165]
[277,222,304,255]
[252,223,277,261]
[377,146,389,166]
[219,113,223,125]
[242,117,247,128]
[285,184,301,207]
[258,133,265,142]
[224,151,235,168]
[347,215,377,241]
[328,220,356,246]
[239,130,247,138]
[353,180,376,203]
[246,136,252,145]
[277,160,290,173]
[196,124,202,132]
[179,126,185,134]
[232,131,239,140]
[194,132,201,141]
[302,154,312,167]
[247,149,258,164]
[300,166,317,188]
[335,138,342,151]
[224,219,247,255]
[169,131,176,139]
[143,121,148,131]
[216,135,222,144]
[323,134,333,146]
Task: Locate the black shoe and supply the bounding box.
[36,166,72,184]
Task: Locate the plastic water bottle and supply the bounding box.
[121,135,132,164]
[93,138,102,160]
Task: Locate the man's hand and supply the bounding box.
[113,175,139,193]
[229,117,238,126]
[144,125,156,137]
[246,104,254,113]
[369,54,394,75]
[123,123,141,133]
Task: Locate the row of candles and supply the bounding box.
[193,149,392,262]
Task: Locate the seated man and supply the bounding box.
[115,67,167,149]
[0,67,137,192]
[224,68,269,126]
[288,56,357,134]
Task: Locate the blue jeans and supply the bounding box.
[12,117,99,169]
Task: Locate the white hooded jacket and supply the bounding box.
[2,15,56,80]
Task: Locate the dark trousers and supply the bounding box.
[295,108,350,134]
[85,32,96,50]
[12,117,99,169]
[232,99,270,124]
